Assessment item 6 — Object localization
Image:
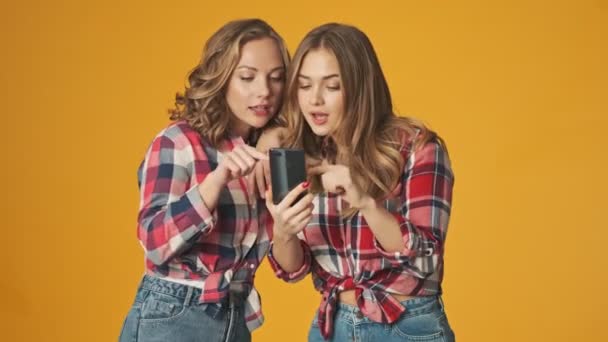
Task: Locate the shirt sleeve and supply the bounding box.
[267,237,313,283]
[136,132,217,266]
[374,140,454,277]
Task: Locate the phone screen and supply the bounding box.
[269,148,307,205]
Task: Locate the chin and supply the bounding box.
[309,126,330,137]
[247,117,272,129]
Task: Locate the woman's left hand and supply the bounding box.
[308,163,374,210]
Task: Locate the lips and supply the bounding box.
[250,105,271,117]
[310,112,329,125]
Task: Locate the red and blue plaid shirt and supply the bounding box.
[136,120,271,331]
[268,133,454,340]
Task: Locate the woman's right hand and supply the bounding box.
[212,144,269,185]
[265,182,315,243]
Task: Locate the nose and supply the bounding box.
[256,77,270,98]
[309,86,323,106]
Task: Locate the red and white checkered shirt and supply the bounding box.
[268,133,454,339]
[136,120,271,331]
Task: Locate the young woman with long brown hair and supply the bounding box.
[263,23,455,341]
[119,19,289,342]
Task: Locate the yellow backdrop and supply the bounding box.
[1,0,607,341]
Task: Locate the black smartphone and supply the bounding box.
[269,148,307,205]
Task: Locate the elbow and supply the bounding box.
[137,218,172,267]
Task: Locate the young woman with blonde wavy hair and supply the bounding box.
[262,23,456,341]
[119,19,289,342]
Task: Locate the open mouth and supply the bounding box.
[311,112,329,125]
[250,105,271,117]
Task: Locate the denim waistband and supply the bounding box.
[139,275,249,308]
[334,295,444,322]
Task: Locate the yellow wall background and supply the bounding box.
[1,0,606,341]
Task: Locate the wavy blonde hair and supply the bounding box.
[283,23,444,215]
[169,19,290,147]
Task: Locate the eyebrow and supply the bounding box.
[298,74,340,80]
[236,65,284,72]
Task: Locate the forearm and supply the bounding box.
[271,234,305,273]
[197,170,226,212]
[359,199,405,253]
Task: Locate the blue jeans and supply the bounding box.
[308,295,455,342]
[119,275,251,342]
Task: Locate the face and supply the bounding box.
[226,37,285,138]
[297,48,345,137]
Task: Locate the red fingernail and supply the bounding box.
[302,181,310,189]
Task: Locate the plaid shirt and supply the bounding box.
[136,120,271,331]
[268,134,454,340]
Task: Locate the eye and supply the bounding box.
[299,84,311,90]
[239,76,254,82]
[327,84,340,91]
[270,74,284,82]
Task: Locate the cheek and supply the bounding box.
[328,94,344,114]
[297,92,307,109]
[330,95,344,125]
[227,81,250,104]
[271,82,284,96]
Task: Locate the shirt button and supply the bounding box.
[249,263,255,269]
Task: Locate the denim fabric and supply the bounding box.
[308,296,455,342]
[119,275,250,342]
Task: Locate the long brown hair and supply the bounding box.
[283,23,443,214]
[169,19,290,147]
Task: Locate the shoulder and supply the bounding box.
[390,124,451,171]
[389,122,448,160]
[151,120,207,151]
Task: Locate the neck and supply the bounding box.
[231,120,252,141]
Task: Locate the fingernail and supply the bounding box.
[302,181,310,189]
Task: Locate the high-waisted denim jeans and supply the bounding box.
[119,275,250,342]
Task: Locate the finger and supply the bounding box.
[233,146,257,169]
[223,157,242,178]
[308,164,331,176]
[277,182,310,211]
[242,145,269,160]
[255,163,266,199]
[283,193,314,219]
[288,217,312,235]
[305,155,322,168]
[228,151,250,174]
[288,204,313,227]
[247,173,256,196]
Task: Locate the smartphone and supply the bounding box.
[269,148,307,205]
